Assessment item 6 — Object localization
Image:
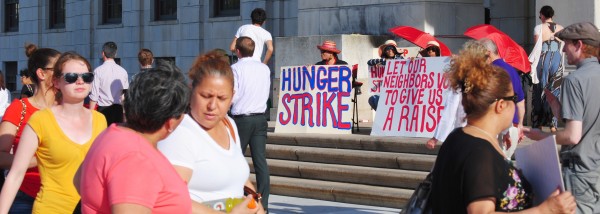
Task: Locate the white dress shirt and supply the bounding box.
[230,57,271,115]
[89,60,129,106]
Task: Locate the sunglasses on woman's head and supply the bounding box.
[63,72,94,84]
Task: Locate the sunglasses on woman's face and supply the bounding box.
[496,94,518,103]
[63,72,94,84]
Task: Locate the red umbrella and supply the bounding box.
[464,24,531,73]
[389,26,452,56]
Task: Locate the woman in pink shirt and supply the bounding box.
[77,62,193,213]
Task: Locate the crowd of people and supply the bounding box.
[0,7,274,214]
[362,5,599,214]
[422,6,600,214]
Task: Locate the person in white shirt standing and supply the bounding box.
[89,41,129,125]
[230,8,273,64]
[0,71,10,121]
[231,36,271,212]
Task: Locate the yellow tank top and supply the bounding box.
[27,108,107,213]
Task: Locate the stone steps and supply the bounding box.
[244,132,438,209]
[250,175,413,209]
[247,158,428,189]
[260,144,435,171]
[267,133,439,154]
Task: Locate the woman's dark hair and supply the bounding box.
[125,61,190,133]
[0,71,5,90]
[251,8,267,25]
[102,41,118,59]
[381,45,400,58]
[188,52,234,89]
[427,45,441,57]
[19,69,29,77]
[540,5,554,18]
[25,43,60,85]
[447,40,512,120]
[52,52,93,102]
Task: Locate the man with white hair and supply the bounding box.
[480,38,526,151]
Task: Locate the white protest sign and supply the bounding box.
[371,57,451,137]
[368,64,385,95]
[275,65,353,134]
[515,135,564,205]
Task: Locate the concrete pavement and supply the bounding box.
[269,194,400,214]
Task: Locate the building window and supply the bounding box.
[49,0,65,29]
[154,0,177,21]
[4,0,19,32]
[214,0,239,17]
[484,8,491,24]
[4,62,18,91]
[102,0,122,24]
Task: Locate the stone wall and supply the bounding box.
[0,0,296,90]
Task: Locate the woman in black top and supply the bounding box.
[19,69,35,98]
[428,40,575,213]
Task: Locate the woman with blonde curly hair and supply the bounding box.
[426,41,575,213]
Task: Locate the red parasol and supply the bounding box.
[464,24,531,73]
[389,26,452,56]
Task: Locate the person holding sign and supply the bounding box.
[525,22,600,213]
[419,41,442,57]
[367,40,404,67]
[428,40,575,213]
[316,40,348,65]
[367,40,404,110]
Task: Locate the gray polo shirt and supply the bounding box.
[560,57,600,172]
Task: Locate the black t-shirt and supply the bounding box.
[20,84,35,98]
[428,128,533,213]
[315,59,348,65]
